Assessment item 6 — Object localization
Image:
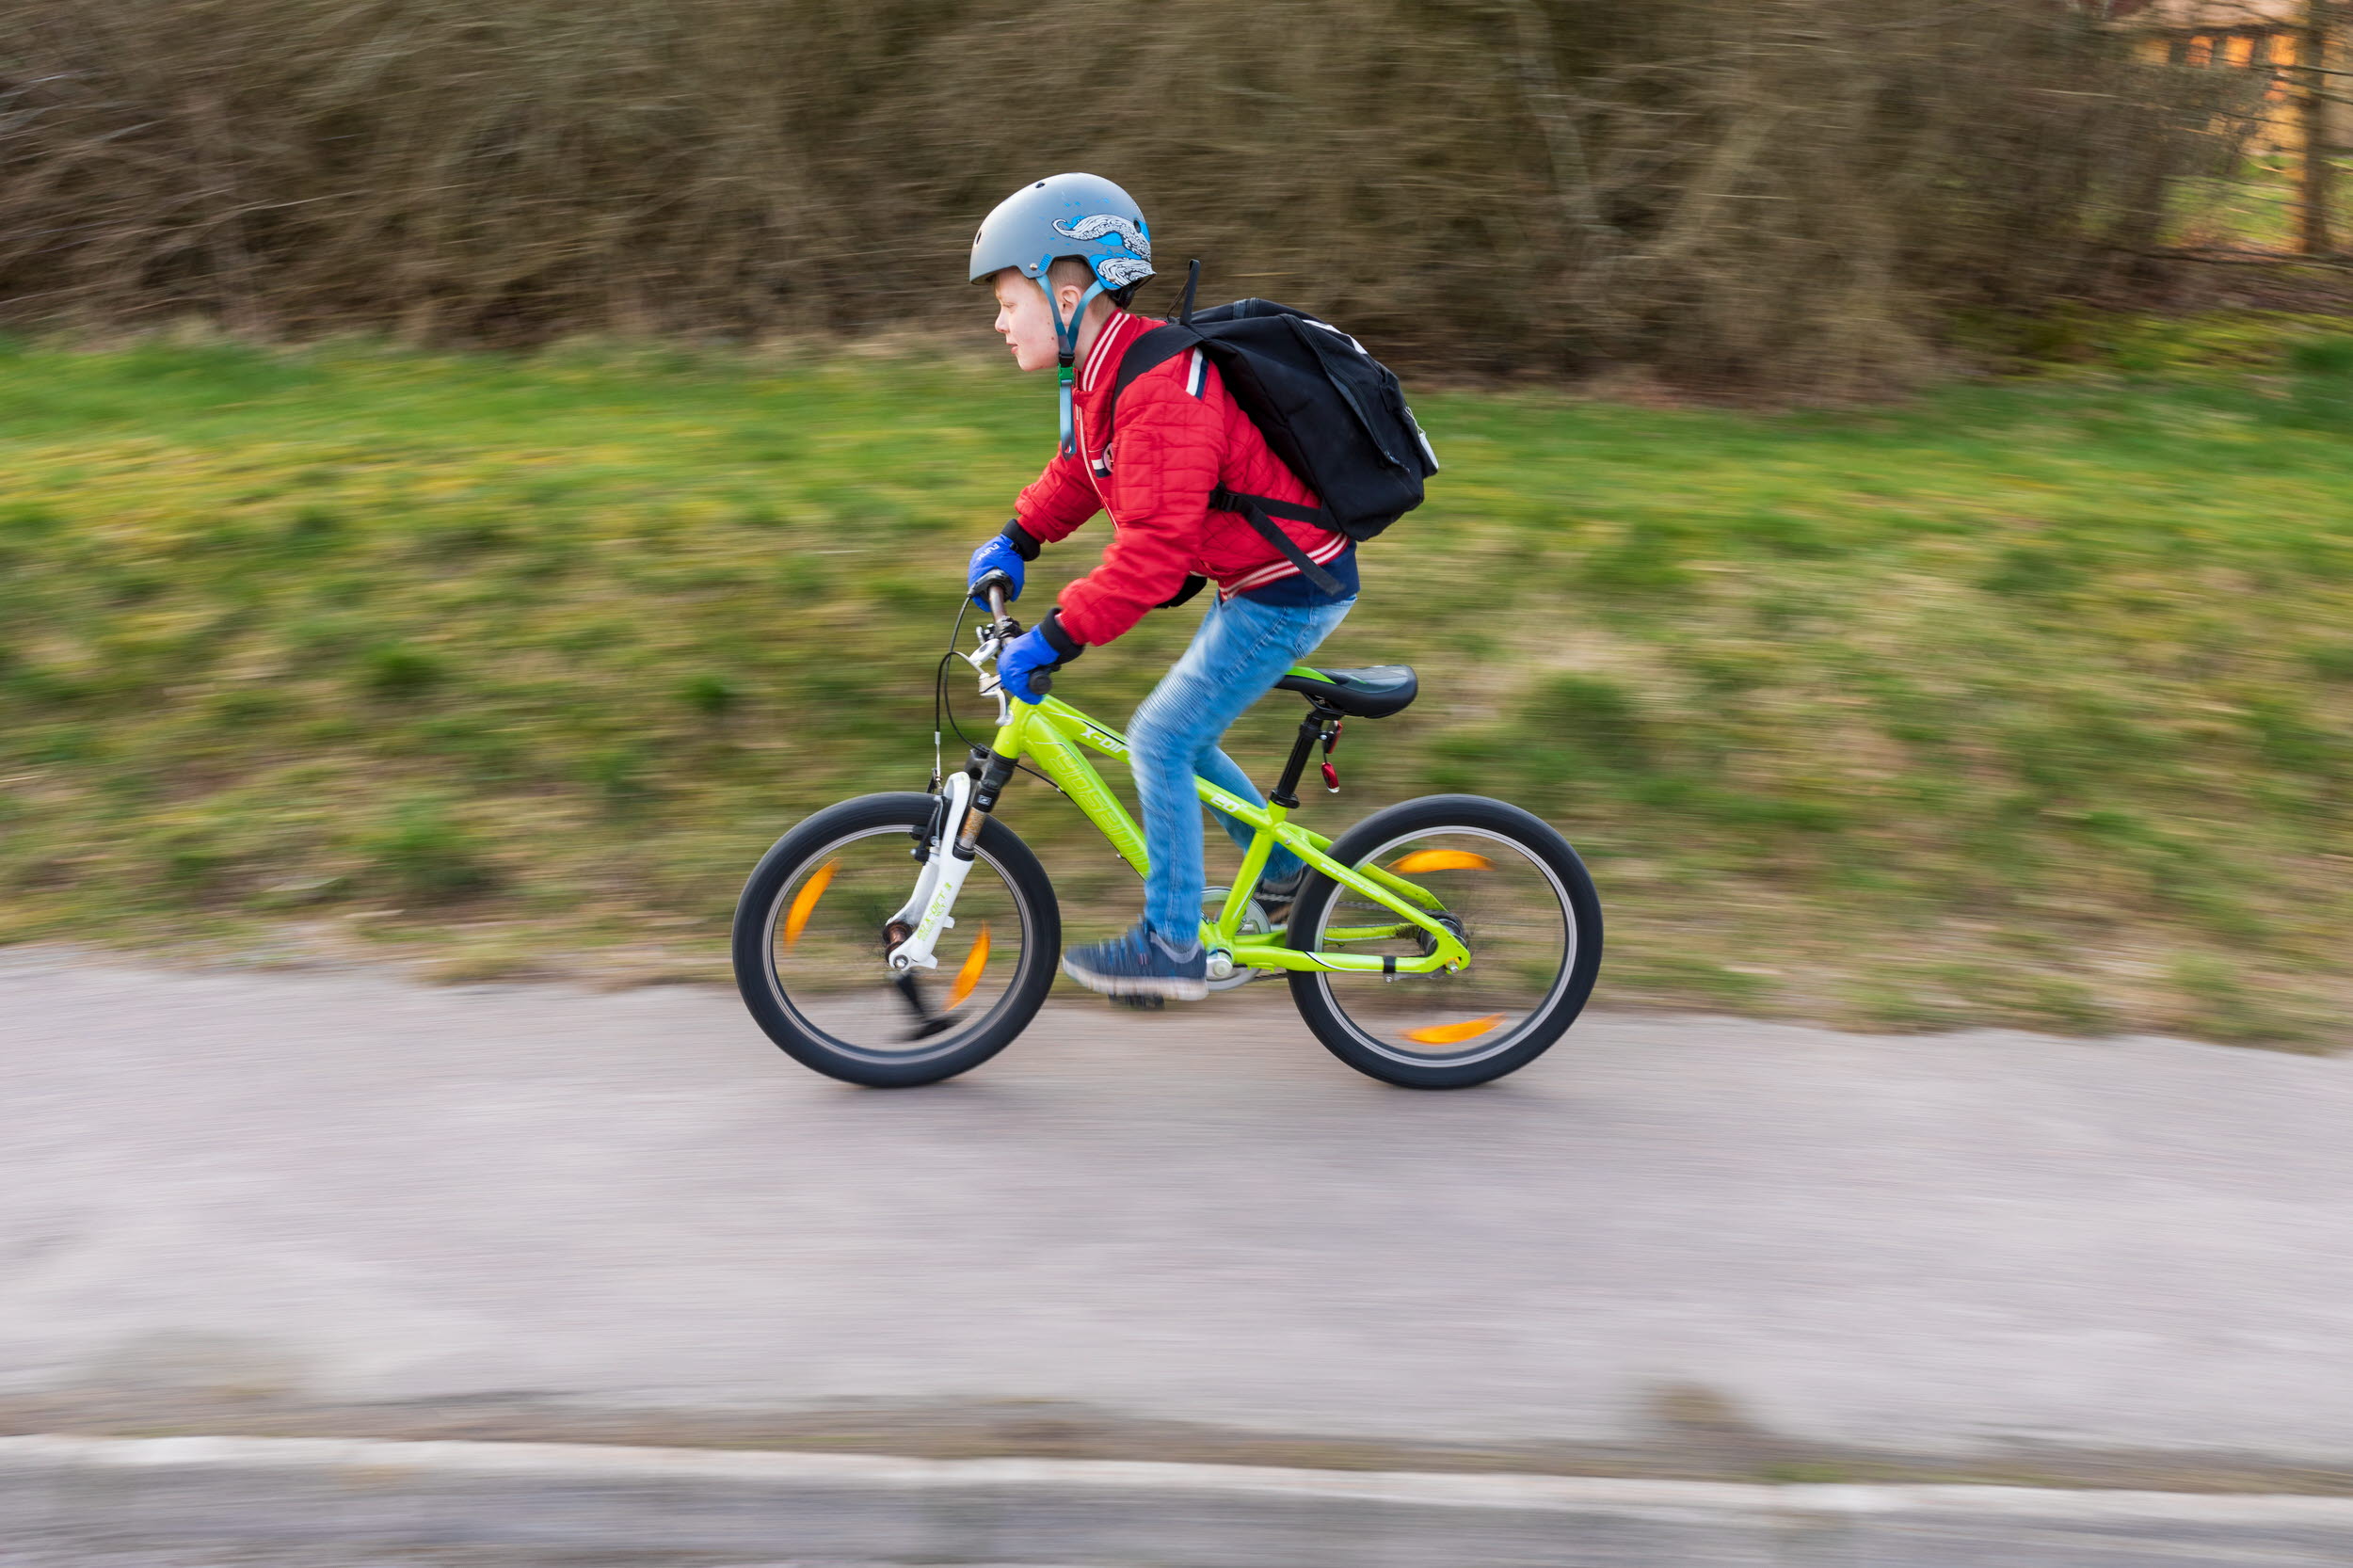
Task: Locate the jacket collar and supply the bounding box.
[1078,309,1148,397]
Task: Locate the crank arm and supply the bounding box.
[892,971,959,1040]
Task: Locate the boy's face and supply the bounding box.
[990,267,1088,373]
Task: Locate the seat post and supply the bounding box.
[1271,700,1341,808]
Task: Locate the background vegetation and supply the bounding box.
[0,1,2342,1045]
[3,319,2350,1045]
[0,0,2223,393]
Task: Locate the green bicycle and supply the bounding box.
[731,583,1603,1089]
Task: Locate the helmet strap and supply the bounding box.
[1040,266,1106,457]
[1057,361,1077,457]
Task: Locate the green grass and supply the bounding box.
[2163,151,2353,254]
[2,320,2351,1043]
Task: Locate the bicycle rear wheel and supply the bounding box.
[1288,793,1602,1089]
[732,792,1060,1087]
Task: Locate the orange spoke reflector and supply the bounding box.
[1402,1013,1505,1046]
[1390,849,1494,873]
[781,858,838,949]
[945,923,991,1011]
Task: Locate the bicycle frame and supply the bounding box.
[989,695,1472,976]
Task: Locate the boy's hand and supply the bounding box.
[996,625,1062,704]
[968,535,1027,609]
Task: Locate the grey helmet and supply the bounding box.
[968,171,1155,298]
[969,173,1155,453]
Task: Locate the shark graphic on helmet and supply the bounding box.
[1053,214,1152,261]
[1095,256,1153,290]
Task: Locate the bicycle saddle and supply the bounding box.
[1274,664,1418,718]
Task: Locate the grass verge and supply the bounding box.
[2,320,2350,1045]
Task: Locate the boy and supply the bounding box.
[963,172,1356,1002]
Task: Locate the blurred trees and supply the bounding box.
[0,0,2222,390]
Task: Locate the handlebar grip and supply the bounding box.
[1030,672,1052,696]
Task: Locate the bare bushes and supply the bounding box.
[0,0,2214,391]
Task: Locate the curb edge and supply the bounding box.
[8,1434,2353,1565]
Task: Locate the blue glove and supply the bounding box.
[968,534,1026,609]
[996,625,1062,705]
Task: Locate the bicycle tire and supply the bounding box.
[732,792,1061,1087]
[1287,793,1603,1089]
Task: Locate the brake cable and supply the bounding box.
[929,597,969,792]
[932,595,1064,798]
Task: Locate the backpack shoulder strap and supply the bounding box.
[1110,323,1201,408]
[1109,321,1344,597]
[1210,488,1344,596]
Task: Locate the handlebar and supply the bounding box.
[975,576,1048,696]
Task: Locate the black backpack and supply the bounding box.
[1109,265,1438,596]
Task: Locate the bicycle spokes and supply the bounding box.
[1308,828,1575,1064]
[768,830,1023,1060]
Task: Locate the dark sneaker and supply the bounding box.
[1256,869,1305,928]
[1062,920,1209,1001]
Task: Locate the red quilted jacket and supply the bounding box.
[1014,309,1346,648]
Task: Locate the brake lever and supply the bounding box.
[963,626,1015,721]
[966,581,1040,709]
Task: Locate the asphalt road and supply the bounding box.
[6,948,2352,1478]
[0,1544,1074,1568]
[0,1543,1097,1568]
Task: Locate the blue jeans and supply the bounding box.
[1128,591,1355,944]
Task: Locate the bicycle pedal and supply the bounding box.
[1107,993,1166,1012]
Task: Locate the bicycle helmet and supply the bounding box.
[969,173,1155,452]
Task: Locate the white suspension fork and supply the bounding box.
[886,772,978,971]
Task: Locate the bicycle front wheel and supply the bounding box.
[1288,793,1602,1089]
[732,792,1060,1087]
